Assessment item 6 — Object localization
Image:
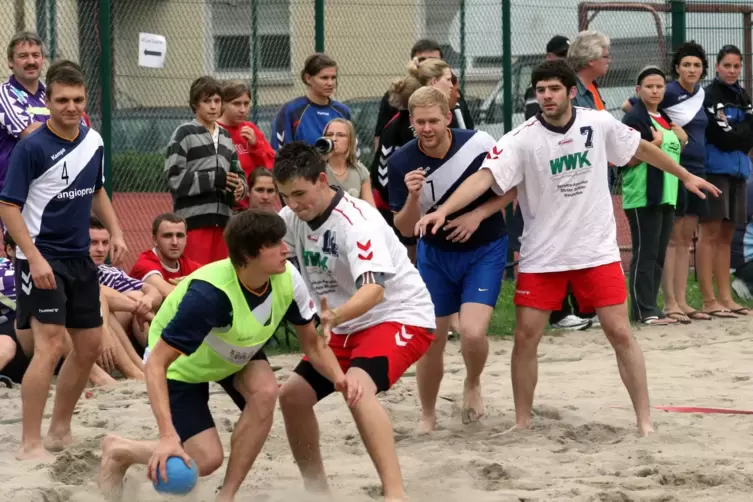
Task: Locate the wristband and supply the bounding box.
[332,308,340,326]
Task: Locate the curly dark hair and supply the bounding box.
[671,41,708,80]
[531,59,578,91]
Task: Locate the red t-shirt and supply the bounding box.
[130,249,201,282]
[217,121,276,210]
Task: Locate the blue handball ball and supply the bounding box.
[153,456,199,495]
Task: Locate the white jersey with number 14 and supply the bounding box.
[280,192,436,335]
[481,107,641,273]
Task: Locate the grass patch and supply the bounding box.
[266,275,753,355]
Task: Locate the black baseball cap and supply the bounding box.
[546,36,570,57]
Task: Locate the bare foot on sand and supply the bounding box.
[490,422,533,438]
[16,442,56,462]
[98,435,130,502]
[418,413,436,434]
[461,380,484,424]
[44,430,74,452]
[638,422,654,437]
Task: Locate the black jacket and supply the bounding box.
[374,91,474,137]
[703,78,753,178]
[523,85,538,120]
[370,109,416,209]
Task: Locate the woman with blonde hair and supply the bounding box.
[322,118,375,205]
[371,58,459,259]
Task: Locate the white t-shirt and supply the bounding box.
[280,191,436,335]
[481,107,641,273]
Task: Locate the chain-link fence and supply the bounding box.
[2,0,750,269]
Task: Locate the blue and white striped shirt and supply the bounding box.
[0,258,16,324]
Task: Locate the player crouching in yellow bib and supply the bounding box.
[98,209,360,502]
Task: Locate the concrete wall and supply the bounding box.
[111,0,423,108]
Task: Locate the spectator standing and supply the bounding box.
[130,213,201,298]
[697,45,753,317]
[621,67,687,325]
[568,31,610,112]
[165,76,248,266]
[217,80,275,211]
[658,42,712,322]
[322,118,375,205]
[374,39,475,149]
[0,32,47,191]
[272,54,351,150]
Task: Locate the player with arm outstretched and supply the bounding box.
[416,60,720,436]
[274,142,435,502]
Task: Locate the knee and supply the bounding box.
[700,225,722,244]
[0,335,16,361]
[253,380,279,415]
[34,327,66,360]
[426,333,448,354]
[604,326,634,350]
[77,333,105,362]
[458,323,488,344]
[512,328,540,354]
[279,378,313,413]
[195,449,225,477]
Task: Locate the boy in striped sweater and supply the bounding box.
[165,76,248,265]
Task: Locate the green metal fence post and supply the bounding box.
[502,0,512,132]
[459,0,466,94]
[315,0,325,53]
[251,0,259,123]
[49,0,56,60]
[670,0,686,53]
[99,0,113,198]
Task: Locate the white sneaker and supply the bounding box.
[732,278,753,301]
[587,314,601,329]
[551,315,592,331]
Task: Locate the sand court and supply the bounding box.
[1,317,753,501]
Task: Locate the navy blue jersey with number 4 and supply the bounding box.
[388,129,506,251]
[0,123,104,260]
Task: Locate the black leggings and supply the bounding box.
[625,204,674,321]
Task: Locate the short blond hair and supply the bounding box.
[408,86,450,116]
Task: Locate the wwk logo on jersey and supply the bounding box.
[549,150,591,175]
[303,230,338,272]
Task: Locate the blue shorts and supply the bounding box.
[417,236,507,317]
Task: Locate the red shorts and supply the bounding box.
[514,261,626,312]
[184,227,228,266]
[296,322,433,401]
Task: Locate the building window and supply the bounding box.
[211,0,291,75]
